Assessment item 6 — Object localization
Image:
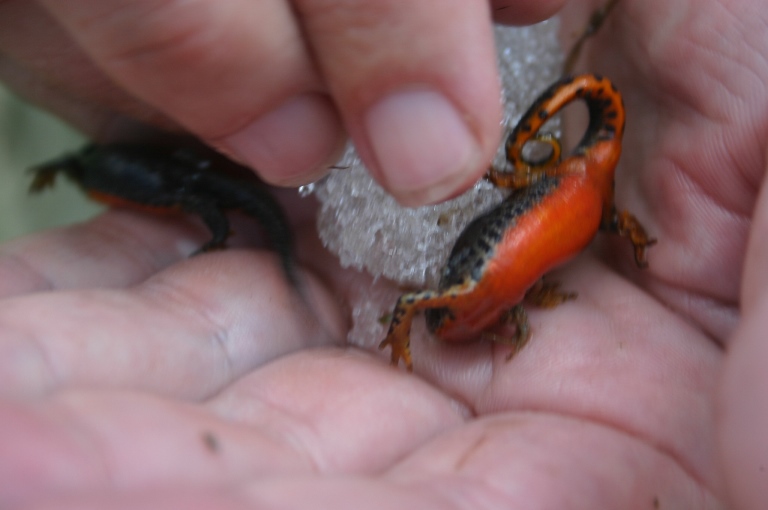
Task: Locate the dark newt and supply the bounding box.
[30,143,298,287]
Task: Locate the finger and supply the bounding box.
[38,0,345,186]
[0,352,464,506]
[295,0,502,206]
[718,162,768,509]
[0,1,175,137]
[13,413,719,509]
[0,250,343,399]
[718,295,768,509]
[0,209,206,299]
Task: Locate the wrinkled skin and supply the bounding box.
[0,0,767,508]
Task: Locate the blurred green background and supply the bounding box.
[0,84,101,243]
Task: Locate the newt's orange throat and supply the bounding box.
[380,74,656,371]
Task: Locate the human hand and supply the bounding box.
[562,0,768,508]
[0,0,562,206]
[1,0,767,509]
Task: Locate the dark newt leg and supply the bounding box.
[28,161,63,193]
[195,170,298,288]
[185,202,232,255]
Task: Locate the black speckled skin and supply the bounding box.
[30,143,297,287]
[439,176,560,287]
[425,176,560,332]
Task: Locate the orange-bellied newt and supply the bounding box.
[380,74,656,370]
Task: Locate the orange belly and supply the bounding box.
[433,174,603,342]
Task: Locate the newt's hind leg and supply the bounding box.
[483,305,531,361]
[380,283,474,371]
[603,209,657,267]
[485,280,577,361]
[187,202,232,255]
[526,279,578,308]
[28,164,62,192]
[379,290,436,371]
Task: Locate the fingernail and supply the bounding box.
[222,93,344,186]
[365,89,481,206]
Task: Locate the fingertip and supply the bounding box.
[297,0,502,206]
[220,93,346,187]
[363,88,489,206]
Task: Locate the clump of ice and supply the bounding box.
[314,21,564,347]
